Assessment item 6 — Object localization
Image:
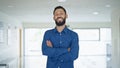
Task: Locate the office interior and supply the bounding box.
[0,0,120,68]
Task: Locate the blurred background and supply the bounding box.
[0,0,120,68]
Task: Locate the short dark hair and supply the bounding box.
[53,6,67,15]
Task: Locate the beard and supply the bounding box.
[55,17,66,26]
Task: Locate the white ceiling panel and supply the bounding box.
[0,0,120,23]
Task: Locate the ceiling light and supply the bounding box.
[105,5,111,8]
[93,12,99,15]
[8,5,14,8]
[57,0,66,2]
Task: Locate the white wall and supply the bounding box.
[0,11,21,68]
[23,22,111,28]
[112,9,120,68]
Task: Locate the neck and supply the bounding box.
[56,25,66,32]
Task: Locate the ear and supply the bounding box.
[66,14,68,18]
[53,16,55,20]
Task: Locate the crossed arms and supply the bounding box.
[46,40,70,52]
[42,31,79,62]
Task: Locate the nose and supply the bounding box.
[57,14,61,18]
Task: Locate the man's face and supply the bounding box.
[53,9,67,26]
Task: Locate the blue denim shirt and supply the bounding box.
[42,27,79,68]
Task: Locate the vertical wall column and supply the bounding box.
[112,9,120,68]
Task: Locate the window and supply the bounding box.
[24,28,112,68]
[73,29,100,41]
[74,28,111,68]
[0,29,4,43]
[0,22,4,43]
[24,28,50,68]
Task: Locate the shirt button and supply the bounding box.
[61,60,63,62]
[60,41,62,44]
[60,33,62,35]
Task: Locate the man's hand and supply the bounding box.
[68,48,71,52]
[46,40,53,47]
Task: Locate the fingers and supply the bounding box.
[46,40,53,47]
[68,48,70,52]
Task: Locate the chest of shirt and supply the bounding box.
[49,33,72,48]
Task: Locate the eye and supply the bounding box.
[54,13,59,16]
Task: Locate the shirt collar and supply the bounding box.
[53,26,68,34]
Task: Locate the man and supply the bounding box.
[42,6,79,68]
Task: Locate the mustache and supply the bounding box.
[56,17,64,20]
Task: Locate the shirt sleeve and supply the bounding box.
[42,31,68,57]
[58,33,79,62]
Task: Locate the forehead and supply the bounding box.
[54,9,65,13]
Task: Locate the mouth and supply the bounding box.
[56,17,63,22]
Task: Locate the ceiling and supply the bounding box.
[0,0,120,23]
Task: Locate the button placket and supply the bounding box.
[59,33,62,45]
